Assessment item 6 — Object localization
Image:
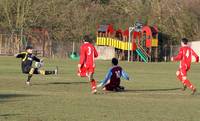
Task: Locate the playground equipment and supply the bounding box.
[96,37,131,50]
[96,22,159,62]
[129,22,159,62]
[69,41,79,60]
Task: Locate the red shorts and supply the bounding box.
[77,66,95,77]
[178,66,190,77]
[86,66,95,74]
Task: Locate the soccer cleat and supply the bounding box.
[119,86,125,91]
[182,85,187,91]
[92,89,97,94]
[114,86,125,92]
[114,87,120,92]
[191,88,197,95]
[26,81,31,86]
[55,66,58,75]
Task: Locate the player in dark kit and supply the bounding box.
[97,58,130,91]
[16,46,58,85]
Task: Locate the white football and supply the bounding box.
[35,62,44,68]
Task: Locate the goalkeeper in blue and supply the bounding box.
[97,58,130,91]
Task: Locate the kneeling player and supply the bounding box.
[16,46,58,85]
[97,58,130,91]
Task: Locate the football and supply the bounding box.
[35,61,44,68]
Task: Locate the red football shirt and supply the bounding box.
[123,29,129,37]
[107,24,114,34]
[173,46,199,69]
[79,42,98,68]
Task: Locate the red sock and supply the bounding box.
[177,74,182,81]
[90,80,96,90]
[177,74,185,85]
[183,80,195,91]
[177,74,182,80]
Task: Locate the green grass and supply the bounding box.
[0,56,200,121]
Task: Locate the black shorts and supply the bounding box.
[22,66,39,74]
[105,82,120,91]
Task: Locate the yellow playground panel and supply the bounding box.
[151,38,158,47]
[96,37,132,50]
[96,37,158,50]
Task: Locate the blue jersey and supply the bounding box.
[100,66,129,86]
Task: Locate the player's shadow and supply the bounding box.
[125,88,182,93]
[47,81,89,85]
[0,114,22,117]
[0,94,38,103]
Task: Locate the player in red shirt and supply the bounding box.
[78,35,98,94]
[123,29,129,42]
[171,38,199,94]
[107,24,114,37]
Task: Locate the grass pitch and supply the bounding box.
[0,56,200,121]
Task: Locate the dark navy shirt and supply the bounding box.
[16,52,40,72]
